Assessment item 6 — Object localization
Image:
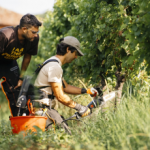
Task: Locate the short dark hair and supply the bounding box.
[56,38,77,55]
[19,13,42,28]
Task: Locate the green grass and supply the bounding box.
[1,79,150,150]
[0,90,11,121]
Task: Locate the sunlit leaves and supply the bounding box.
[33,0,150,85]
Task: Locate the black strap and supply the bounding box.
[38,86,50,89]
[46,123,53,130]
[48,94,55,99]
[34,59,59,75]
[62,80,66,88]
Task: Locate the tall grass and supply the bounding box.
[1,79,150,149]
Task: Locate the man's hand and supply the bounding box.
[87,87,98,97]
[74,103,91,117]
[15,53,31,90]
[14,79,23,89]
[81,108,91,117]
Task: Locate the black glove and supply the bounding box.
[74,103,90,117]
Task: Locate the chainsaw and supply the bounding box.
[62,91,116,123]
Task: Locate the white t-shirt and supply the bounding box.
[34,56,63,95]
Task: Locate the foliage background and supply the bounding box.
[1,0,150,149]
[23,0,150,86]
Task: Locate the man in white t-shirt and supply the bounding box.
[34,36,98,130]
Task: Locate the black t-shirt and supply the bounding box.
[0,26,39,60]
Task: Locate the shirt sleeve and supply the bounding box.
[47,64,62,83]
[0,32,8,54]
[26,35,39,55]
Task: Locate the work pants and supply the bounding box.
[0,60,20,116]
[35,108,71,135]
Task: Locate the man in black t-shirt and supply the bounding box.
[0,14,42,116]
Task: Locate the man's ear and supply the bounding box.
[66,47,70,53]
[22,27,27,33]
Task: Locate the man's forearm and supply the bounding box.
[51,82,77,108]
[57,93,77,108]
[20,54,31,78]
[64,84,82,95]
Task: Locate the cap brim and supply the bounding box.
[77,48,84,56]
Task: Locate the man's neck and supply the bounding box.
[55,55,66,65]
[18,28,25,44]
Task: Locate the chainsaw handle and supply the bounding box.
[75,108,92,119]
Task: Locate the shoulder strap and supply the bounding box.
[34,59,59,75]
